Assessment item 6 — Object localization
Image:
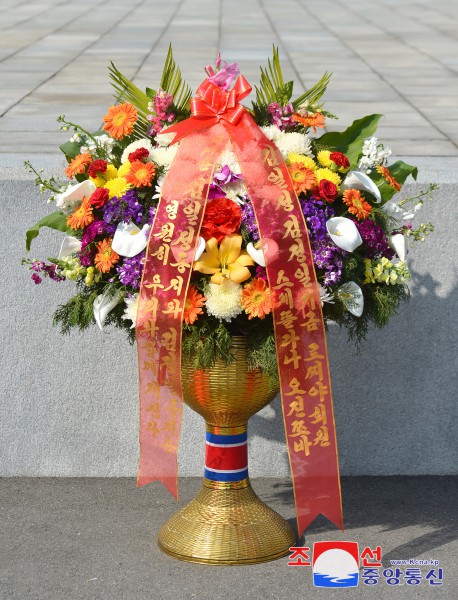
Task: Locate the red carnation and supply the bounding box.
[128,147,150,163]
[330,152,350,169]
[201,198,242,243]
[87,159,108,178]
[89,187,109,209]
[315,179,338,202]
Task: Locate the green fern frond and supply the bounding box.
[108,62,150,139]
[255,46,293,107]
[160,44,192,114]
[293,72,332,109]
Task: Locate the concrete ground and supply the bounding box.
[1,477,457,599]
[1,0,458,180]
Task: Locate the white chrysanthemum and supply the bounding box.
[121,139,153,164]
[150,145,177,168]
[156,130,176,147]
[274,132,313,158]
[220,180,248,205]
[215,148,240,173]
[122,294,139,329]
[260,125,283,142]
[152,173,166,200]
[205,280,242,322]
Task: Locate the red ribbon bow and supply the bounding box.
[164,76,252,143]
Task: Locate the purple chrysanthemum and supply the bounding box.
[267,102,295,131]
[116,251,146,289]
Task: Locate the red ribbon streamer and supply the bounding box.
[136,75,343,536]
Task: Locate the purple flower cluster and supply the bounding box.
[116,251,145,289]
[148,205,156,225]
[356,219,395,259]
[103,190,143,226]
[208,165,242,199]
[241,199,259,241]
[30,260,64,284]
[81,220,105,251]
[301,197,344,285]
[147,88,175,135]
[267,102,295,131]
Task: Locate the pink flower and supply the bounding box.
[208,62,240,91]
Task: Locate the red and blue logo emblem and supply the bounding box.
[312,541,359,587]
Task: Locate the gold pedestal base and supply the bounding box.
[158,479,296,565]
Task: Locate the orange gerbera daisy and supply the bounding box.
[376,165,401,191]
[103,103,138,140]
[94,238,120,273]
[66,197,94,230]
[343,189,372,221]
[125,160,156,188]
[288,162,317,194]
[65,153,92,179]
[183,286,206,325]
[292,112,326,133]
[241,278,275,320]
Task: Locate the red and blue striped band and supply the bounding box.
[204,431,248,482]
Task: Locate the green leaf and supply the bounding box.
[317,114,383,167]
[26,211,73,251]
[159,44,192,113]
[108,62,150,139]
[59,141,81,160]
[292,72,332,110]
[255,46,291,107]
[373,160,418,201]
[145,87,156,99]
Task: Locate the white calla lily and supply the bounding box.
[55,180,96,214]
[194,237,206,261]
[246,239,279,267]
[389,233,408,261]
[58,235,82,259]
[326,217,363,252]
[341,170,381,203]
[337,281,364,317]
[111,222,151,258]
[93,291,123,332]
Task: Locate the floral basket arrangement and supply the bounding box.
[24,47,435,565]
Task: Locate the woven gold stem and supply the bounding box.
[157,337,296,564]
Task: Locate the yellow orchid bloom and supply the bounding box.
[194,235,255,285]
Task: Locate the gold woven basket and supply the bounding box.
[157,336,296,564]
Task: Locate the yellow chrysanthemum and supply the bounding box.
[104,177,131,199]
[117,162,131,178]
[90,163,118,187]
[317,150,333,168]
[315,168,342,187]
[287,153,317,170]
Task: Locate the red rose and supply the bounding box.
[128,148,150,162]
[201,198,242,243]
[315,179,338,202]
[87,159,108,178]
[330,151,350,169]
[89,187,109,209]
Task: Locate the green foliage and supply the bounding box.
[317,114,383,167]
[255,46,293,108]
[292,72,332,110]
[108,62,150,139]
[247,332,279,390]
[26,211,73,251]
[159,44,192,116]
[53,289,99,334]
[182,320,234,370]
